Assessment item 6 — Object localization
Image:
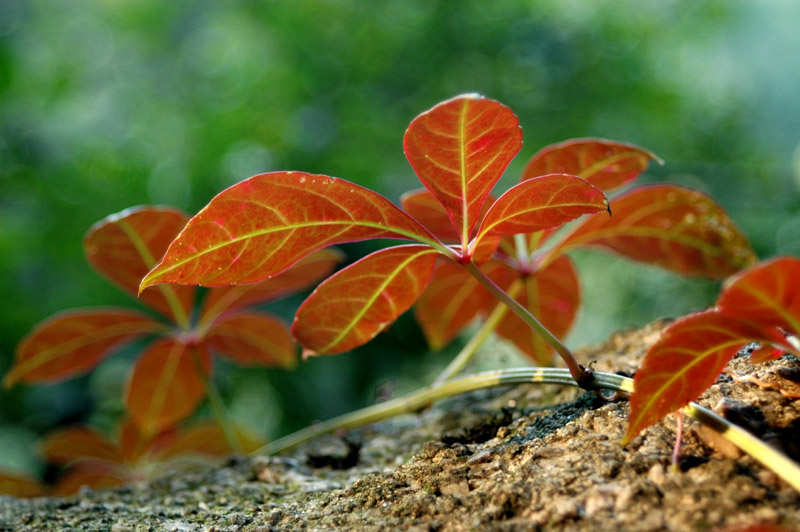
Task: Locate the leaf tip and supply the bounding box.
[301,348,318,360]
[2,371,17,389]
[619,430,636,446]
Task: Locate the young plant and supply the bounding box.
[409,139,755,372]
[624,256,800,443]
[139,95,618,386]
[39,417,263,496]
[140,94,800,492]
[4,206,340,441]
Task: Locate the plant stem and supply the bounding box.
[464,261,590,387]
[253,367,800,493]
[190,350,244,455]
[683,402,800,491]
[431,280,520,385]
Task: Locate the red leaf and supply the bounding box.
[205,312,296,367]
[492,256,580,365]
[41,426,123,465]
[400,188,461,243]
[51,460,130,496]
[553,185,756,279]
[471,174,608,252]
[404,95,522,246]
[521,138,661,191]
[198,248,343,327]
[150,421,264,460]
[624,310,771,443]
[118,417,161,464]
[414,261,515,350]
[3,309,164,388]
[140,172,439,290]
[125,339,211,435]
[293,245,440,355]
[0,471,45,498]
[717,257,800,342]
[84,206,195,327]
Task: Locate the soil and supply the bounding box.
[2,318,800,531]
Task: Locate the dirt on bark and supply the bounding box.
[2,319,800,531]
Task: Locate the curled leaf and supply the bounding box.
[553,185,756,279]
[293,245,440,355]
[3,309,164,388]
[521,138,661,191]
[404,95,522,246]
[140,172,438,290]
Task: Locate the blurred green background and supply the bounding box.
[1,0,799,480]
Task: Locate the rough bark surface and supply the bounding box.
[2,319,800,531]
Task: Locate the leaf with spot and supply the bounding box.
[404,95,522,247]
[140,172,438,290]
[521,138,661,191]
[293,245,440,356]
[3,309,164,388]
[551,185,756,279]
[84,206,195,327]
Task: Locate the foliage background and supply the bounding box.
[1,0,799,479]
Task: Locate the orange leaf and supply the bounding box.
[51,460,130,496]
[521,138,661,191]
[84,206,195,327]
[150,421,264,461]
[414,261,515,350]
[404,95,522,247]
[717,257,800,343]
[492,256,580,365]
[198,248,343,327]
[140,172,439,290]
[125,339,211,435]
[293,245,440,355]
[554,185,756,279]
[624,310,772,444]
[471,174,608,251]
[205,312,296,368]
[0,471,45,498]
[3,309,164,388]
[41,426,123,465]
[118,417,163,464]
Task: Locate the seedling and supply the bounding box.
[39,417,263,495]
[4,206,340,449]
[140,94,800,490]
